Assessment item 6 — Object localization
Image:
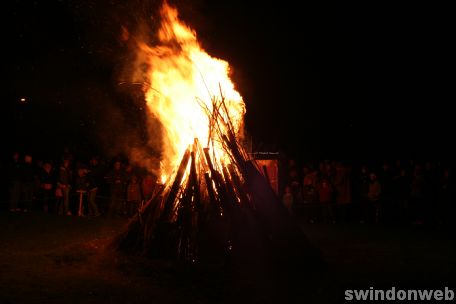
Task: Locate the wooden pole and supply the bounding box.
[77,190,85,217]
[194,138,209,173]
[228,164,251,208]
[160,148,191,222]
[222,165,238,206]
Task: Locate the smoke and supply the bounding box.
[66,0,244,176]
[117,2,248,178]
[109,21,165,176]
[93,81,164,176]
[62,0,168,175]
[129,147,161,177]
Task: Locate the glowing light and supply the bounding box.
[139,3,245,180]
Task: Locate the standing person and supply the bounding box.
[302,166,318,222]
[356,165,371,223]
[393,168,411,222]
[316,178,335,223]
[334,162,352,222]
[8,152,22,212]
[38,162,56,213]
[20,154,36,212]
[74,167,89,216]
[106,160,126,217]
[287,165,303,217]
[141,173,156,202]
[438,167,453,224]
[368,172,382,224]
[86,157,102,217]
[282,185,294,215]
[57,159,72,215]
[126,174,142,217]
[379,161,394,222]
[410,165,426,224]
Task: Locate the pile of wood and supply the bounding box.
[114,94,321,271]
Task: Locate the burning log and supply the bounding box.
[203,172,218,214]
[175,151,199,262]
[160,148,191,222]
[228,164,251,208]
[202,147,230,214]
[221,165,239,207]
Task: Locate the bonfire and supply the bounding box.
[115,2,318,268]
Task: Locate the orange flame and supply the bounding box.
[139,3,245,181]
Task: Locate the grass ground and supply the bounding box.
[0,211,455,303]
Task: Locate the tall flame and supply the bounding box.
[139,3,245,180]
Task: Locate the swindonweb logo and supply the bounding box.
[345,287,455,301]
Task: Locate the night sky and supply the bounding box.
[3,1,453,162]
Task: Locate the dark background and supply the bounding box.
[2,0,453,162]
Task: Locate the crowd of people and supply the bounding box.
[4,150,158,218]
[282,159,455,225]
[3,150,455,226]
